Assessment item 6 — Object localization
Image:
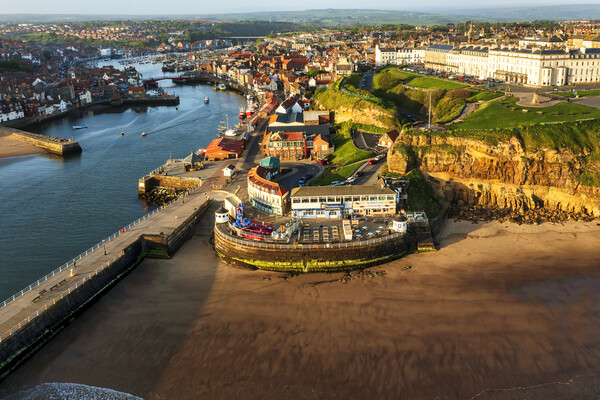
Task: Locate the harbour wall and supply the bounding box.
[214,222,408,272]
[138,174,202,195]
[0,199,211,379]
[2,127,82,156]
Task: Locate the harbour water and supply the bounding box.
[0,62,245,300]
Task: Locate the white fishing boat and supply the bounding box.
[218,83,226,91]
[141,131,148,137]
[72,124,88,130]
[204,96,210,104]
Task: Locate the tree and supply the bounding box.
[42,50,52,61]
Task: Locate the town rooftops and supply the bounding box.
[303,110,329,124]
[205,137,244,155]
[291,185,395,197]
[427,44,454,52]
[266,124,330,138]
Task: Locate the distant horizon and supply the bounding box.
[1,2,600,16]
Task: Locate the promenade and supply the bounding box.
[0,188,212,343]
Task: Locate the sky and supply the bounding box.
[0,0,598,14]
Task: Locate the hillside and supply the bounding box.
[311,78,399,129]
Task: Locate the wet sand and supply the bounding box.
[2,212,600,400]
[0,132,43,158]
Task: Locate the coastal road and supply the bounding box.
[277,162,323,189]
[359,69,375,92]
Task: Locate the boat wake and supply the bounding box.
[1,382,144,400]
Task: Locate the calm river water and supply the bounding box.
[0,62,244,300]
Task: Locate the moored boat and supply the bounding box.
[72,124,88,130]
[141,131,148,137]
[204,96,210,104]
[239,106,246,119]
[218,83,226,91]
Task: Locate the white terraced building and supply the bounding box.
[375,45,425,67]
[425,45,600,87]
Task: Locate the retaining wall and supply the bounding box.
[214,223,408,272]
[138,175,201,195]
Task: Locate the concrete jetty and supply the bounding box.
[0,189,212,378]
[1,127,82,156]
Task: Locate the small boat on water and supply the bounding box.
[218,83,227,91]
[121,131,124,136]
[204,97,210,104]
[141,131,148,137]
[239,106,246,120]
[72,125,88,130]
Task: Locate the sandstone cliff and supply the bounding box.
[387,133,600,217]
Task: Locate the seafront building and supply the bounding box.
[425,45,600,86]
[378,41,600,87]
[247,166,289,216]
[290,186,397,219]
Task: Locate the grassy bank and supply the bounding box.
[328,122,374,166]
[454,96,600,130]
[310,163,362,186]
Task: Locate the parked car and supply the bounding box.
[355,171,364,177]
[346,176,357,184]
[298,177,306,186]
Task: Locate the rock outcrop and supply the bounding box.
[388,133,600,217]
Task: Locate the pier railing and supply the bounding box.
[0,255,119,343]
[0,185,203,310]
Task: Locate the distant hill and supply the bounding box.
[0,10,491,26]
[443,4,600,21]
[1,6,600,26]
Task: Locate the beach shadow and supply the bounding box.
[0,203,222,399]
[434,218,486,249]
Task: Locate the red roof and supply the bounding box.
[248,166,288,197]
[382,129,400,142]
[205,137,244,155]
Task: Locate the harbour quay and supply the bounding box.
[1,127,82,156]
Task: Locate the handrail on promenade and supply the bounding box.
[0,185,204,310]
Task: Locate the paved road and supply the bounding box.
[277,162,322,190]
[359,69,375,92]
[571,95,600,109]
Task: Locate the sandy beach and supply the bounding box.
[0,132,43,158]
[1,211,600,400]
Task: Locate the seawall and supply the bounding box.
[1,127,82,156]
[0,197,211,380]
[138,174,201,196]
[214,222,408,272]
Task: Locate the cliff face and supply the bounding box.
[388,134,600,216]
[330,105,394,129]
